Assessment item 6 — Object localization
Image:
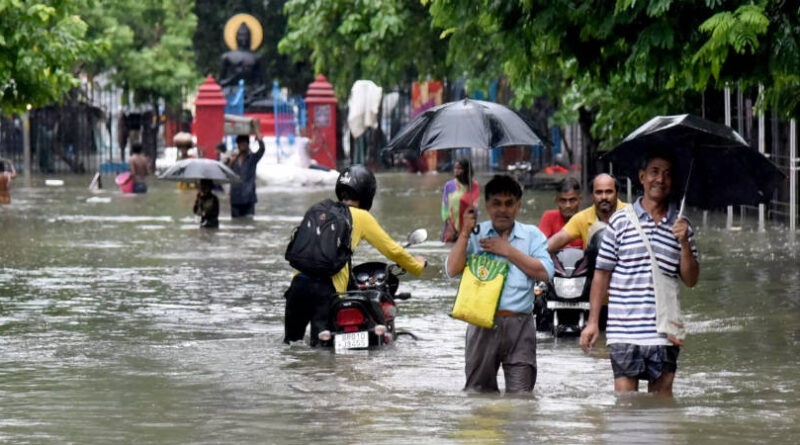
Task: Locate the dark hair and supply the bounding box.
[215,142,227,153]
[557,177,580,194]
[131,142,143,155]
[236,135,249,144]
[590,173,620,193]
[455,158,473,176]
[484,174,522,201]
[640,146,677,171]
[199,179,214,189]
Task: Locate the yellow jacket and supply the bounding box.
[331,206,425,293]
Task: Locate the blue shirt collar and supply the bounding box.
[485,220,527,240]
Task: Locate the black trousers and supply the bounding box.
[283,274,336,346]
[231,202,255,218]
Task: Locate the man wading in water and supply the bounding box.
[580,147,699,397]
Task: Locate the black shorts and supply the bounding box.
[609,343,679,383]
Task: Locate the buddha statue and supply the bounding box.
[220,23,266,107]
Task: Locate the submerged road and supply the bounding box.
[1,172,798,444]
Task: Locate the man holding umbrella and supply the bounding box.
[580,147,699,397]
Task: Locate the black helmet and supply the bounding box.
[336,165,377,211]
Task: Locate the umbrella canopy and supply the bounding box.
[605,114,784,209]
[158,158,240,183]
[384,99,545,154]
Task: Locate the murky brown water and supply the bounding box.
[1,172,799,444]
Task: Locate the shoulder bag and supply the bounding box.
[624,206,686,341]
[451,253,509,329]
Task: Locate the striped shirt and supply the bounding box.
[596,198,698,346]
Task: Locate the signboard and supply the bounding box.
[314,105,331,127]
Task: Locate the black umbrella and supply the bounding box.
[384,99,546,233]
[605,114,784,211]
[384,98,545,154]
[158,158,240,183]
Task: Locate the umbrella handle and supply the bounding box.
[472,208,480,234]
[677,159,694,220]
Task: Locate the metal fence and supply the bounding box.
[0,103,108,174]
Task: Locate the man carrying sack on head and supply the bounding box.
[580,147,700,398]
[446,174,553,393]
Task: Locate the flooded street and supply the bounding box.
[1,172,799,445]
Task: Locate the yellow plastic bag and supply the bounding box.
[451,254,509,328]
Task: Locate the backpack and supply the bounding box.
[285,199,353,276]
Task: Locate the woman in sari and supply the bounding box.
[441,159,479,242]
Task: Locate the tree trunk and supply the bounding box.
[578,107,600,190]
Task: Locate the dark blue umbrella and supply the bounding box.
[605,114,784,211]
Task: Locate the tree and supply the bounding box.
[692,1,800,118]
[279,0,450,99]
[81,0,201,159]
[425,0,800,182]
[82,0,199,107]
[0,0,104,114]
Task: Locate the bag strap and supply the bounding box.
[623,205,660,274]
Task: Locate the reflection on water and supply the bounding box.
[1,173,799,444]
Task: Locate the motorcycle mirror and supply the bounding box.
[404,228,428,247]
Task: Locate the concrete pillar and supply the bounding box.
[193,75,226,159]
[791,119,797,232]
[724,85,733,229]
[22,110,31,187]
[758,84,765,232]
[305,75,339,169]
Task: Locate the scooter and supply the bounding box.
[542,247,592,337]
[318,229,426,352]
[534,225,606,337]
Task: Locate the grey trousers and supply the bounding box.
[464,314,537,393]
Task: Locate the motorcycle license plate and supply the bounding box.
[334,331,369,351]
[547,301,591,310]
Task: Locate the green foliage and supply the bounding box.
[279,0,449,99]
[82,0,200,106]
[429,0,800,148]
[0,0,104,114]
[694,4,770,80]
[281,0,800,147]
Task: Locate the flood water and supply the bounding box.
[1,172,799,445]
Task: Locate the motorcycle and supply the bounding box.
[506,161,535,189]
[317,228,426,351]
[534,225,606,337]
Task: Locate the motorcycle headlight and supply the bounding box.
[553,277,586,299]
